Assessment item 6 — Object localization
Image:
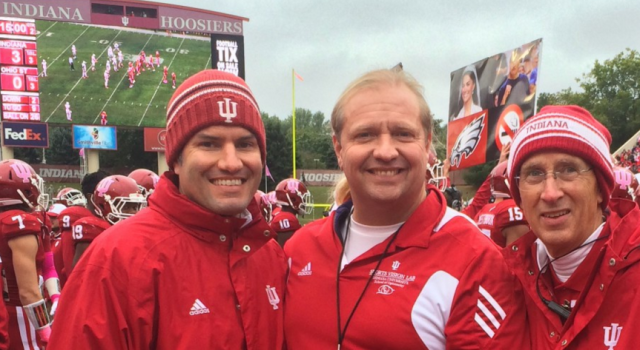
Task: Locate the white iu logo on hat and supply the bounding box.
[218,98,238,123]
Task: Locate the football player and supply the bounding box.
[0,160,56,347]
[52,187,89,288]
[91,53,97,71]
[100,110,108,126]
[270,178,312,246]
[128,64,136,88]
[53,187,87,208]
[254,190,273,223]
[425,147,448,191]
[40,59,47,77]
[462,142,512,219]
[64,101,72,121]
[81,60,88,79]
[71,175,145,270]
[104,69,109,89]
[474,161,529,247]
[128,169,160,199]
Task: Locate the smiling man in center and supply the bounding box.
[284,67,529,349]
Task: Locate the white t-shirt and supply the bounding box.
[536,223,605,283]
[341,215,403,270]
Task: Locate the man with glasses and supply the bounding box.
[504,105,640,349]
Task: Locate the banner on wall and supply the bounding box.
[2,121,48,148]
[211,33,245,79]
[447,38,542,170]
[72,125,117,150]
[144,127,166,152]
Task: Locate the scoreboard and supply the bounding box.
[0,17,39,122]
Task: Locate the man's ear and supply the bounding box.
[173,155,183,175]
[332,135,343,170]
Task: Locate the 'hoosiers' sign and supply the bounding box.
[2,121,48,147]
[295,170,344,187]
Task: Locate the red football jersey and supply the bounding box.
[58,207,93,287]
[72,216,111,246]
[0,210,45,306]
[475,199,527,247]
[270,211,301,233]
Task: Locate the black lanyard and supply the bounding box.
[336,212,402,349]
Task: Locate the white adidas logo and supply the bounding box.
[189,299,210,316]
[298,262,312,276]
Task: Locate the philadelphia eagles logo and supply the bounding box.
[450,114,485,167]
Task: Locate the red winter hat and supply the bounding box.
[165,70,265,168]
[506,105,614,209]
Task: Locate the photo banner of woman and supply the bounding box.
[447,38,542,171]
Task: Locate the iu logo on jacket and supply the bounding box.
[603,323,623,350]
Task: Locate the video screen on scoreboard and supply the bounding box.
[33,19,212,127]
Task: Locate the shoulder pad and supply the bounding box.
[1,211,42,237]
[271,211,301,232]
[73,216,111,242]
[58,207,94,230]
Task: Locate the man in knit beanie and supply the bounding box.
[49,70,286,349]
[503,105,640,349]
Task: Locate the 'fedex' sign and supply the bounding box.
[2,121,48,147]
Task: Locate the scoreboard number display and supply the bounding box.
[0,17,40,122]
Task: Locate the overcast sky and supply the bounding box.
[146,0,640,125]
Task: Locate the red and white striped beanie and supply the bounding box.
[165,70,265,168]
[507,105,614,209]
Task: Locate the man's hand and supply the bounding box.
[499,142,511,164]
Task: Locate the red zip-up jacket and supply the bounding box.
[504,199,640,349]
[49,173,287,349]
[284,186,530,349]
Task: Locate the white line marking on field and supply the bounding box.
[36,21,57,39]
[46,30,123,122]
[137,37,185,126]
[94,33,155,124]
[45,25,90,69]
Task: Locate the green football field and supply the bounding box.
[35,21,212,128]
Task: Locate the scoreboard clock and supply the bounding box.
[0,17,39,122]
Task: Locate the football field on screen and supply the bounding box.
[36,21,212,128]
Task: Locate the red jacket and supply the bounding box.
[284,186,530,350]
[49,173,287,349]
[504,199,640,349]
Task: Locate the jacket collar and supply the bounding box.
[149,172,275,243]
[605,199,640,262]
[507,198,640,267]
[331,185,448,249]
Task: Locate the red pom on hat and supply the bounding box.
[506,105,614,209]
[165,70,265,168]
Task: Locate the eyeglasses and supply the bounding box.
[516,167,592,189]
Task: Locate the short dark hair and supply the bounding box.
[81,170,110,195]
